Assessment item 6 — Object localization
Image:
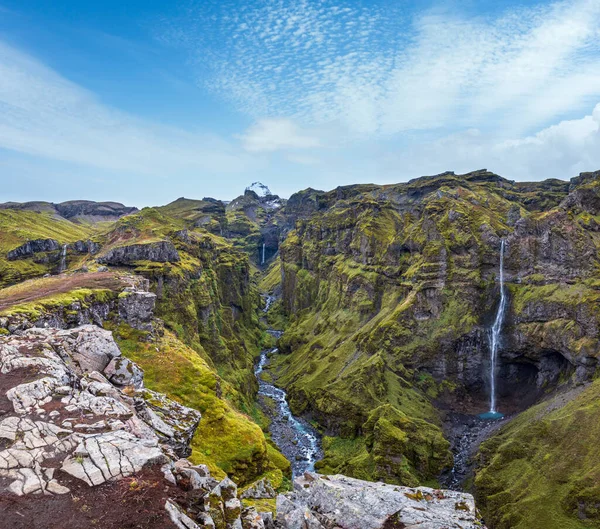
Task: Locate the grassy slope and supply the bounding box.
[0,210,96,286]
[112,324,290,486]
[475,381,600,529]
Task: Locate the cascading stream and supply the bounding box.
[254,344,321,476]
[255,296,322,476]
[58,244,68,274]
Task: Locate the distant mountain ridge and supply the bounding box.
[0,199,138,223]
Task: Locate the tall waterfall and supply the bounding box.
[488,240,507,415]
[261,243,266,265]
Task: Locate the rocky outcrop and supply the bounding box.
[134,389,201,458]
[0,325,200,498]
[1,286,156,335]
[241,478,276,499]
[7,239,60,260]
[118,288,157,331]
[277,473,482,529]
[70,239,101,255]
[506,210,598,281]
[98,241,180,265]
[55,201,138,221]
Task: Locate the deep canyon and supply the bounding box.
[1,171,600,528]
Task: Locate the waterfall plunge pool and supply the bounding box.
[478,411,505,420]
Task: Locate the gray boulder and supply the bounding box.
[241,477,276,499]
[61,325,122,373]
[104,356,144,388]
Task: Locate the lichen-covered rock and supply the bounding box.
[0,325,200,497]
[241,507,265,529]
[134,388,201,458]
[61,430,166,485]
[207,477,243,529]
[61,325,122,373]
[104,356,144,388]
[240,477,276,499]
[276,473,483,529]
[166,499,203,529]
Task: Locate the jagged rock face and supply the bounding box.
[70,239,101,255]
[7,238,60,260]
[6,238,100,276]
[1,286,155,335]
[507,210,598,280]
[98,241,180,265]
[134,389,201,459]
[0,325,200,498]
[55,201,138,221]
[277,473,482,529]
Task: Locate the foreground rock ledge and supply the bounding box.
[0,325,200,496]
[277,473,483,529]
[0,325,483,529]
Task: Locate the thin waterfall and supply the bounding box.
[58,244,68,273]
[489,240,507,414]
[261,243,266,265]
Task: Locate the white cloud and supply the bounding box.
[238,118,320,152]
[162,0,600,139]
[0,39,257,177]
[374,103,600,182]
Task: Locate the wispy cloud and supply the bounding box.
[161,0,600,138]
[0,39,257,177]
[237,119,320,152]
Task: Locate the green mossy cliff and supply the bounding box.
[270,170,600,496]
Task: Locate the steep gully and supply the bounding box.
[254,241,509,486]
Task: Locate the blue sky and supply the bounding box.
[1,0,600,206]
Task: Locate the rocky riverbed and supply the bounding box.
[255,333,322,477]
[440,412,511,490]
